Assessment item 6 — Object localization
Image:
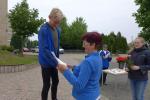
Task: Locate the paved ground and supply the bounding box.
[101,57,150,100]
[0,53,150,100]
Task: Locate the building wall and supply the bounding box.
[0,0,12,46]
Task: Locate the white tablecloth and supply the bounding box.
[103,68,127,75]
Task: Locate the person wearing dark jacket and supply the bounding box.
[38,8,64,100]
[128,37,150,100]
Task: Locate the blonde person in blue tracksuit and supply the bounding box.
[38,8,64,100]
[57,32,103,100]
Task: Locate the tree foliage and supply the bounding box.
[8,0,45,50]
[60,17,87,49]
[26,40,38,48]
[59,17,70,48]
[133,0,150,42]
[10,34,22,50]
[102,32,128,53]
[60,17,128,52]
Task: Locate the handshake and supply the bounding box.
[54,56,68,73]
[51,52,74,73]
[57,60,74,73]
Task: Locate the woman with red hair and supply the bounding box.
[57,32,103,100]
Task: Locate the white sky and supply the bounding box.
[8,0,141,43]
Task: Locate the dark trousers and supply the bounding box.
[41,67,59,100]
[100,68,108,85]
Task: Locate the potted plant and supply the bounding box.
[116,56,127,69]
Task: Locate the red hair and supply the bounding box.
[82,32,102,48]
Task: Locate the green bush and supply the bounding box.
[0,45,14,52]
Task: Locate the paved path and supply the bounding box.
[0,53,108,100]
[101,57,150,100]
[1,53,149,100]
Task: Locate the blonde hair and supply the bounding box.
[49,8,64,21]
[128,37,145,54]
[135,37,145,43]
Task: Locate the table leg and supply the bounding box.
[101,71,104,86]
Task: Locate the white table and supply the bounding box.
[101,68,127,86]
[103,68,127,75]
[102,68,128,99]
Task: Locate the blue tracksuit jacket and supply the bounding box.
[63,52,102,100]
[38,22,60,68]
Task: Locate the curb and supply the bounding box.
[0,64,38,73]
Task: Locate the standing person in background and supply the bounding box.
[38,8,64,100]
[57,32,103,100]
[128,37,150,100]
[99,44,112,85]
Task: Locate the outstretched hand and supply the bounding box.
[130,65,140,70]
[57,63,68,73]
[67,64,75,69]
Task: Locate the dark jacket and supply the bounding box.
[128,46,150,80]
[38,22,60,68]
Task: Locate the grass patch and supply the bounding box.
[0,51,38,65]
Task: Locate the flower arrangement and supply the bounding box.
[116,56,134,69]
[116,56,128,63]
[116,56,128,69]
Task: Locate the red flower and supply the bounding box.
[116,56,128,62]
